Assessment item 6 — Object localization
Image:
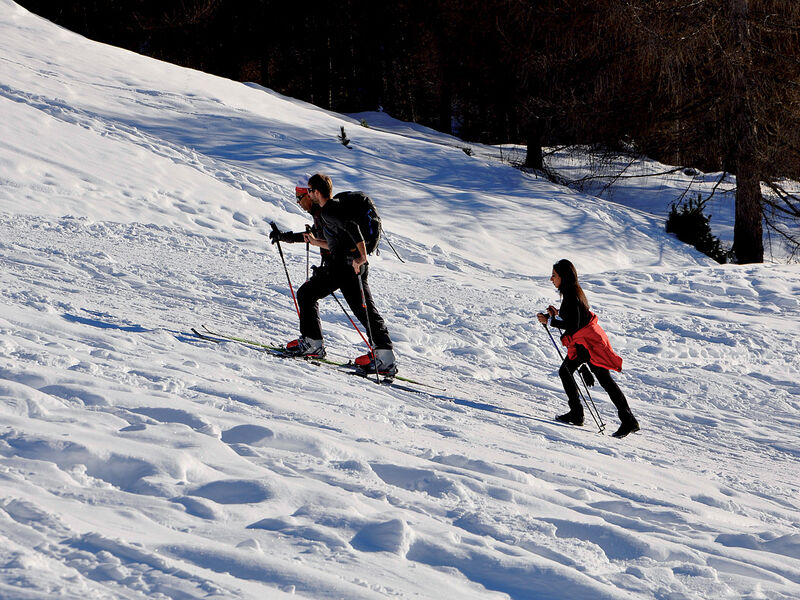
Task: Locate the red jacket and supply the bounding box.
[561,312,623,372]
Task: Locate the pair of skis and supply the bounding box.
[190,325,444,395]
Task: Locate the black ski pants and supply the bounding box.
[559,344,634,422]
[297,262,392,349]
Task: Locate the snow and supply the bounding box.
[1,2,799,599]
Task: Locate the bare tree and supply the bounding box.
[616,0,800,262]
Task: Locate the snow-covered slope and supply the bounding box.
[1,2,799,599]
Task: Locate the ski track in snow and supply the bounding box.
[1,2,800,598]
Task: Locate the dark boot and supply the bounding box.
[612,417,640,439]
[556,411,584,426]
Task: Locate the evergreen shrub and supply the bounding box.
[666,194,731,264]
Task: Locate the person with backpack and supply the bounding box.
[536,259,640,439]
[275,173,397,377]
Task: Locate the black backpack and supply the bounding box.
[334,191,382,254]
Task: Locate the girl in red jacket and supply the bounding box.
[537,259,640,438]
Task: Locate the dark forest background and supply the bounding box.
[17,0,800,263]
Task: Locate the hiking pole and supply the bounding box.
[356,266,381,384]
[331,291,374,354]
[305,225,311,281]
[575,367,605,431]
[573,367,605,432]
[543,323,604,432]
[543,321,565,360]
[270,222,300,319]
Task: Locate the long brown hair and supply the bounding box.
[553,259,590,312]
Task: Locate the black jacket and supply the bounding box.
[550,294,591,337]
[318,198,364,262]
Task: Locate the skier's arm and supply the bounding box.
[352,241,368,273]
[304,231,329,249]
[330,212,366,268]
[282,232,307,243]
[269,228,305,244]
[335,212,365,248]
[550,300,578,333]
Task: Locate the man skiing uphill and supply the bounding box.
[537,259,640,438]
[277,173,397,377]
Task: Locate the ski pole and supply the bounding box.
[305,225,311,281]
[356,266,381,384]
[543,321,565,361]
[270,222,300,319]
[543,322,605,432]
[331,291,374,353]
[573,368,605,432]
[575,366,605,431]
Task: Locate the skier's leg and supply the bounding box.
[590,364,635,422]
[297,267,337,341]
[339,265,389,346]
[341,264,395,372]
[590,364,639,437]
[356,265,392,349]
[558,354,584,418]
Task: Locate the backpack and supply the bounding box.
[334,191,382,254]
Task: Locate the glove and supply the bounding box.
[269,228,290,245]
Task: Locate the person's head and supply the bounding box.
[295,187,313,213]
[308,173,333,203]
[295,175,314,213]
[551,259,577,291]
[551,259,589,310]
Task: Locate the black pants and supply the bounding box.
[559,344,634,422]
[297,262,392,349]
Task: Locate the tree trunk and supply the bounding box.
[730,0,763,263]
[733,167,764,264]
[524,117,544,170]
